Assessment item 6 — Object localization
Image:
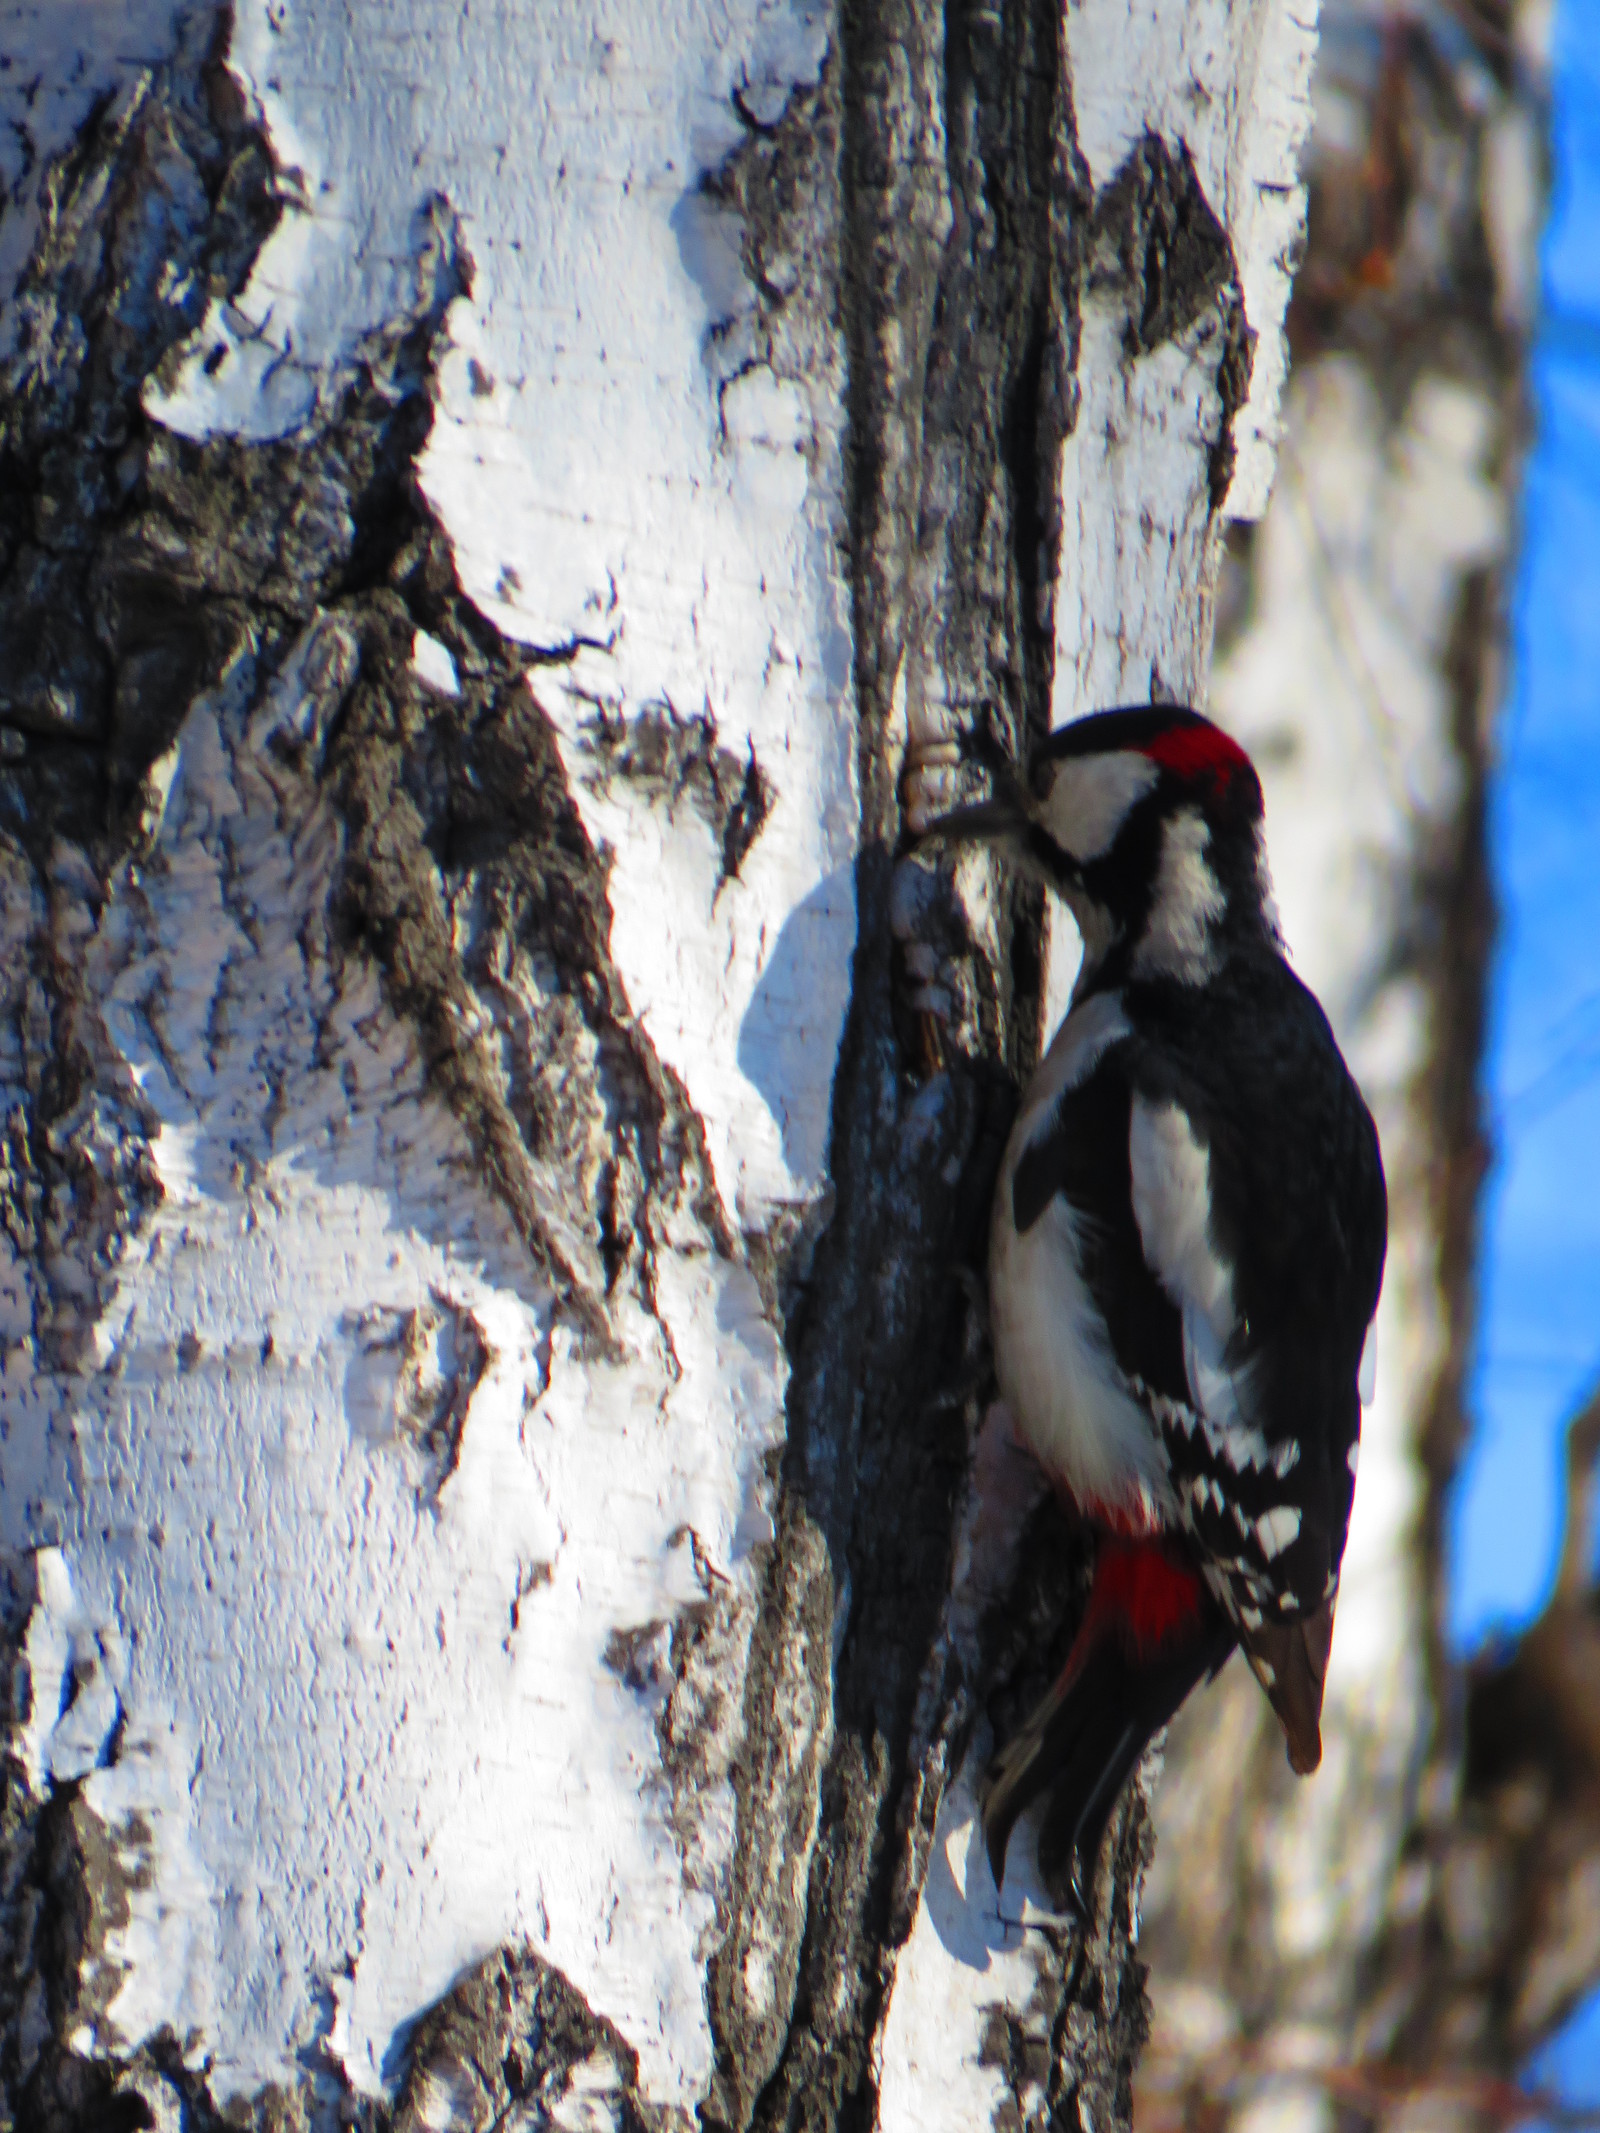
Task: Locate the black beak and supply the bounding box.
[916,752,1033,846]
[917,794,1029,845]
[916,774,1084,892]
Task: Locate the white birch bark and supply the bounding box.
[0,0,1313,2126]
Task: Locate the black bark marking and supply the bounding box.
[1090,133,1256,515]
[1094,134,1234,357]
[1207,296,1256,515]
[583,705,775,893]
[345,1296,491,1501]
[392,1947,682,2133]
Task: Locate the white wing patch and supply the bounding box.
[1359,1318,1378,1406]
[1129,1095,1235,1357]
[1124,1102,1312,1597]
[1134,1385,1310,1630]
[1140,1382,1273,1476]
[1255,1506,1301,1558]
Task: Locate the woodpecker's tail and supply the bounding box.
[980,1539,1234,1916]
[1240,1599,1335,1775]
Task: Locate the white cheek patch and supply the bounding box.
[1040,750,1159,862]
[1134,807,1226,982]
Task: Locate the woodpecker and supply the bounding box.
[924,704,1386,1914]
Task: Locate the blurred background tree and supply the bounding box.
[1135,0,1600,2124]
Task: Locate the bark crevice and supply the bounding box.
[706,2,1160,2128]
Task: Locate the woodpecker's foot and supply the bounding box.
[898,735,962,836]
[1036,1752,1125,1925]
[983,1805,1096,1930]
[1049,1840,1098,1927]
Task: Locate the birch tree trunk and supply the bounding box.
[0,0,1312,2127]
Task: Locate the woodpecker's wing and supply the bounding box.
[1010,995,1384,1771]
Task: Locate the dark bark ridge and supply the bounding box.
[709,12,1256,2133]
[705,0,1095,2119]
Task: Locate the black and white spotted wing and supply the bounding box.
[1010,958,1386,1637]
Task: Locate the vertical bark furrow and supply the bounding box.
[723,3,1157,2127]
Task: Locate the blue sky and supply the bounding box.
[1445,0,1600,2100]
[1448,0,1600,1650]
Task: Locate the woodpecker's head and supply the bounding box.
[924,705,1278,988]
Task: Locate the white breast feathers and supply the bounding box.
[989,995,1174,1526]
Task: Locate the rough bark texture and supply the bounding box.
[712,5,1165,2124]
[0,26,721,2128]
[0,1,1301,2128]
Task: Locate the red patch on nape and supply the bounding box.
[1141,719,1252,796]
[1087,1536,1206,1656]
